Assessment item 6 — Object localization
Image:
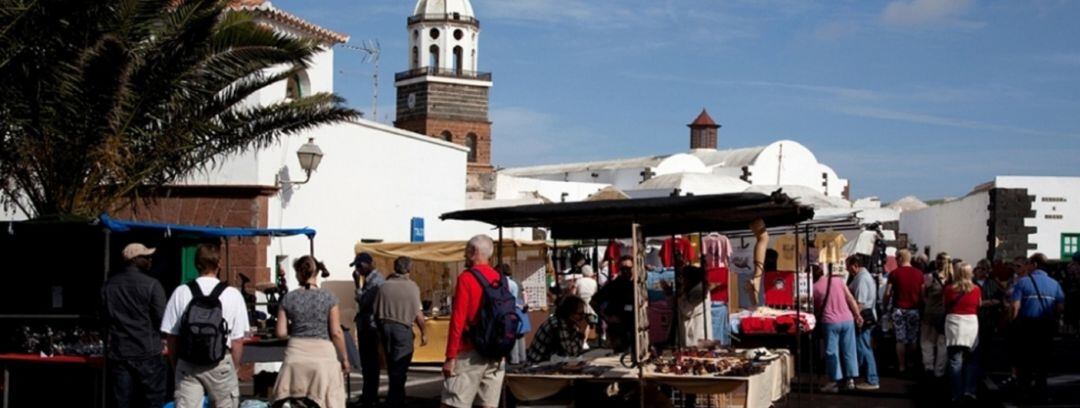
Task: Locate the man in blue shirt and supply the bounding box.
[1009,253,1065,401]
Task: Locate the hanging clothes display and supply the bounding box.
[604,241,624,264]
[660,236,697,267]
[702,233,732,269]
[729,239,760,308]
[772,233,799,272]
[815,231,848,265]
[763,271,795,307]
[603,240,624,280]
[706,267,729,302]
[688,235,703,267]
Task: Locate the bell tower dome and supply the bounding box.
[396,0,493,196]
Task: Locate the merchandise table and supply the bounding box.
[504,355,639,401]
[0,353,106,408]
[644,351,793,408]
[504,350,792,408]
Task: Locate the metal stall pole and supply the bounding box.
[804,224,815,400]
[497,226,504,265]
[101,228,112,408]
[699,232,708,342]
[591,239,599,276]
[553,236,560,294]
[670,234,680,349]
[793,224,802,407]
[225,238,232,284]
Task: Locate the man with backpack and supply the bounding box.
[161,243,251,408]
[1010,253,1066,402]
[441,235,520,408]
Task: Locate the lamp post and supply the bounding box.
[276,137,324,186]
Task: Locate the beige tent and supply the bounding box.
[352,240,553,362]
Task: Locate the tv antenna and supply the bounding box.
[340,40,381,120]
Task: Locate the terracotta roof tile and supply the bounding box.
[230,1,349,44]
[688,109,720,127]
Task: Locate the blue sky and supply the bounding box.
[275,0,1080,202]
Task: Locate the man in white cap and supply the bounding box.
[102,243,167,408]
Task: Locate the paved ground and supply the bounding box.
[245,335,1080,408]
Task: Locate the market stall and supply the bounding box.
[441,191,813,408]
[0,215,317,408]
[352,240,553,363]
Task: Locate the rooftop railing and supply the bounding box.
[408,13,480,27]
[395,67,492,82]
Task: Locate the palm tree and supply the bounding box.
[0,0,360,218]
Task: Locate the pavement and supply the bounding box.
[243,335,1080,408]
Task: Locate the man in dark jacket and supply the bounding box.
[102,243,167,408]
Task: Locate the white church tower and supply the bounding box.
[395,0,494,197]
[407,0,480,73]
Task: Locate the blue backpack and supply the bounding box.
[467,268,522,359]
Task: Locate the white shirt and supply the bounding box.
[161,277,250,346]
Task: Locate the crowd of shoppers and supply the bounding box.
[818,249,1070,404]
[100,233,1074,407]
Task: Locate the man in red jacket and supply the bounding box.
[441,235,505,408]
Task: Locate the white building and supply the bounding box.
[184,1,487,285]
[900,176,1080,262]
[499,110,851,205]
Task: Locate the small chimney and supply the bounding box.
[688,109,721,150]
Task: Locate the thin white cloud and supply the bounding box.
[1044,53,1080,66]
[836,106,1078,139]
[471,0,603,24]
[622,73,886,101]
[881,0,985,29]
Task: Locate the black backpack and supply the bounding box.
[467,268,521,359]
[178,281,230,365]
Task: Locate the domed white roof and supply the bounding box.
[637,173,750,196]
[414,0,475,18]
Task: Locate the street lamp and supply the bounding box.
[277,137,324,186]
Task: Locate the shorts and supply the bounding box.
[175,358,239,408]
[441,350,505,408]
[892,308,920,345]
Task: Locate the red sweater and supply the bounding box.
[944,284,982,315]
[445,264,502,360]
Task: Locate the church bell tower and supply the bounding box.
[395,0,493,195]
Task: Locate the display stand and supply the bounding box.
[441,191,814,408]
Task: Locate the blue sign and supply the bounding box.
[410,217,425,242]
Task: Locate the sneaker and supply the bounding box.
[844,379,856,391]
[856,382,880,391]
[820,382,840,393]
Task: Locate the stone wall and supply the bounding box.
[988,187,1037,261]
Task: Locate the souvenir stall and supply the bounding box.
[441,191,814,408]
[353,240,553,363]
[721,215,863,341]
[0,215,317,408]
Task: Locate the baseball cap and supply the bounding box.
[122,243,156,261]
[350,252,374,267]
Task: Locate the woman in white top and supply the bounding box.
[573,267,599,348]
